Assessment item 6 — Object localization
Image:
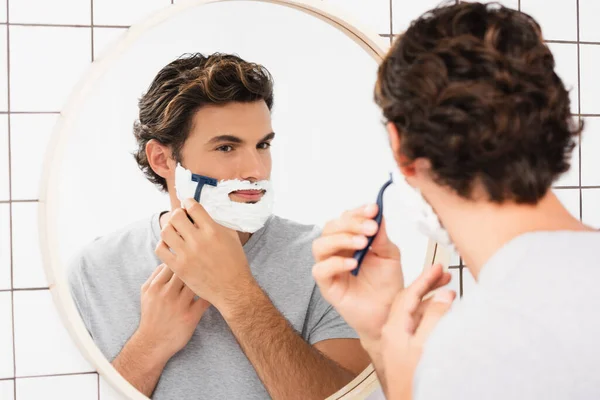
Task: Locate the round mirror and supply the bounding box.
[39,1,447,399]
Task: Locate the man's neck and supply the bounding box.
[159,211,252,246]
[438,191,593,280]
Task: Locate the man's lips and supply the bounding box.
[230,190,265,201]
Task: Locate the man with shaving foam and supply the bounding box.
[67,53,369,400]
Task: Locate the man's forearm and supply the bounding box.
[219,281,356,400]
[111,331,169,398]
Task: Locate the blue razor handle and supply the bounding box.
[351,173,394,276]
[191,173,218,202]
[185,174,218,223]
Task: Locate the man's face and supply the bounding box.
[178,100,273,204]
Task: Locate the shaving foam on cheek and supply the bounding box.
[174,164,274,233]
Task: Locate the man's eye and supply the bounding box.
[217,145,234,152]
[258,142,271,150]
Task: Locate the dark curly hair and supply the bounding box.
[375,2,583,204]
[133,52,274,192]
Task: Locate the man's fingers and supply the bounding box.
[168,208,197,240]
[155,240,177,266]
[369,217,401,260]
[183,198,211,228]
[160,223,186,254]
[168,273,185,292]
[152,262,174,285]
[322,207,379,237]
[312,234,368,261]
[181,285,197,303]
[312,257,358,286]
[415,289,456,339]
[403,265,449,314]
[142,264,165,291]
[408,264,446,300]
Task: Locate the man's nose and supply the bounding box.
[239,149,268,182]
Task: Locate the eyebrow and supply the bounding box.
[207,132,275,145]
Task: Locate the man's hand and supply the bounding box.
[380,264,456,400]
[311,204,403,348]
[154,199,254,313]
[135,263,210,360]
[112,264,210,397]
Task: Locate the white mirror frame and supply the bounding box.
[38,1,451,399]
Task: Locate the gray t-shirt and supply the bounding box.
[68,214,358,400]
[414,230,600,400]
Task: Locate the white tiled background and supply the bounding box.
[0,0,597,399]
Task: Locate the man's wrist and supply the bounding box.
[127,329,173,369]
[215,276,264,321]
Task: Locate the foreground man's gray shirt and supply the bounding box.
[414,230,600,400]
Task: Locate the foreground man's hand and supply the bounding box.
[112,264,210,397]
[312,204,403,350]
[155,199,253,314]
[381,264,455,400]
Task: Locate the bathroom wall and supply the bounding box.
[0,0,597,399]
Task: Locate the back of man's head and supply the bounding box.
[375,2,582,205]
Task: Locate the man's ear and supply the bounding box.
[146,139,175,179]
[386,122,414,177]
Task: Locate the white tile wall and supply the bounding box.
[462,267,477,296]
[520,0,578,41]
[16,374,97,400]
[92,0,170,26]
[92,27,128,61]
[323,0,390,35]
[579,0,600,43]
[579,44,600,115]
[0,204,10,291]
[0,380,14,400]
[581,117,600,186]
[582,189,600,229]
[9,26,91,112]
[0,26,7,112]
[13,290,94,377]
[9,114,58,201]
[0,0,6,23]
[11,203,45,289]
[0,116,8,201]
[9,0,91,25]
[2,0,594,399]
[0,291,14,379]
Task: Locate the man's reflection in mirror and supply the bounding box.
[67,53,370,400]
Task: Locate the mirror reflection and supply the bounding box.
[49,2,430,399]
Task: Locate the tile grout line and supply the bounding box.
[0,111,60,114]
[0,22,130,29]
[5,0,17,397]
[91,2,99,397]
[576,0,583,222]
[91,0,95,62]
[389,0,393,43]
[12,371,98,380]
